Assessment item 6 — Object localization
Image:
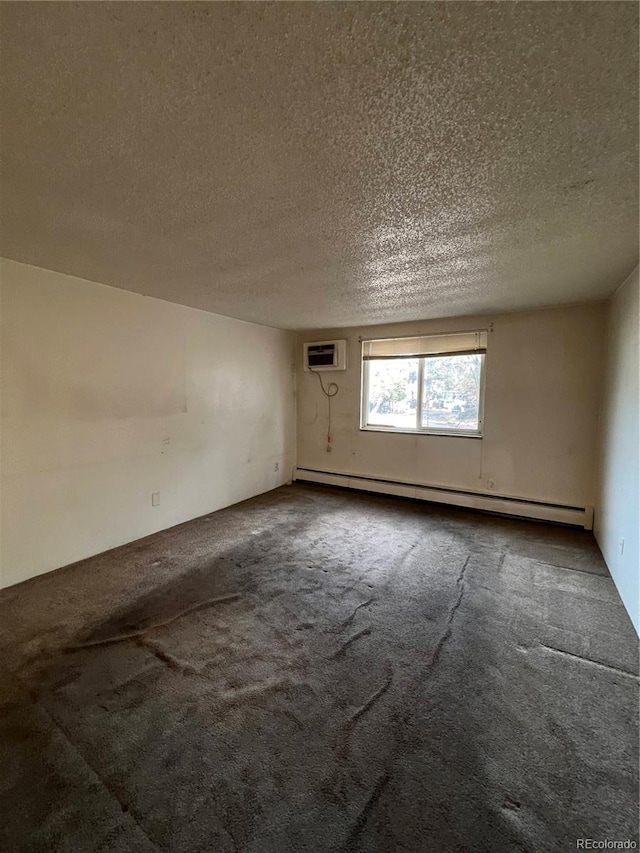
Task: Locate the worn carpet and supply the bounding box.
[0,483,638,853]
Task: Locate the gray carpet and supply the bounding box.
[0,483,637,853]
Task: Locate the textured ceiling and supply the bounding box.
[0,2,638,330]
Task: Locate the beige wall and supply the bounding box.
[595,266,639,633]
[297,303,606,509]
[0,259,296,588]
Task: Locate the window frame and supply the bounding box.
[359,333,487,438]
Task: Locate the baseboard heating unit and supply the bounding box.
[293,468,594,529]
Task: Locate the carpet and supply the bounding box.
[0,483,637,852]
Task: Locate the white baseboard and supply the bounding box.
[293,468,594,529]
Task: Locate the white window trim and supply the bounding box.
[359,334,487,438]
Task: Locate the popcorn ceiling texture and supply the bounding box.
[0,2,638,329]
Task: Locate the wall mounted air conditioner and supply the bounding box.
[303,340,347,372]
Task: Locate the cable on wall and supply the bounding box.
[311,370,339,453]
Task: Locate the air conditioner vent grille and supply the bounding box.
[303,340,347,371]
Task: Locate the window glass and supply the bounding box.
[365,358,418,430]
[421,354,482,432]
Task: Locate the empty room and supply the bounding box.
[0,2,638,852]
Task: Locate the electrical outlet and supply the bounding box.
[152,492,160,507]
[274,462,279,472]
[619,538,625,556]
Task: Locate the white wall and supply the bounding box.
[595,266,639,633]
[0,259,296,588]
[297,303,606,510]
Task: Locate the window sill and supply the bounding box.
[360,425,483,439]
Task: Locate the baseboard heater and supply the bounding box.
[293,467,594,529]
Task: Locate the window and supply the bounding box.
[360,331,487,436]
